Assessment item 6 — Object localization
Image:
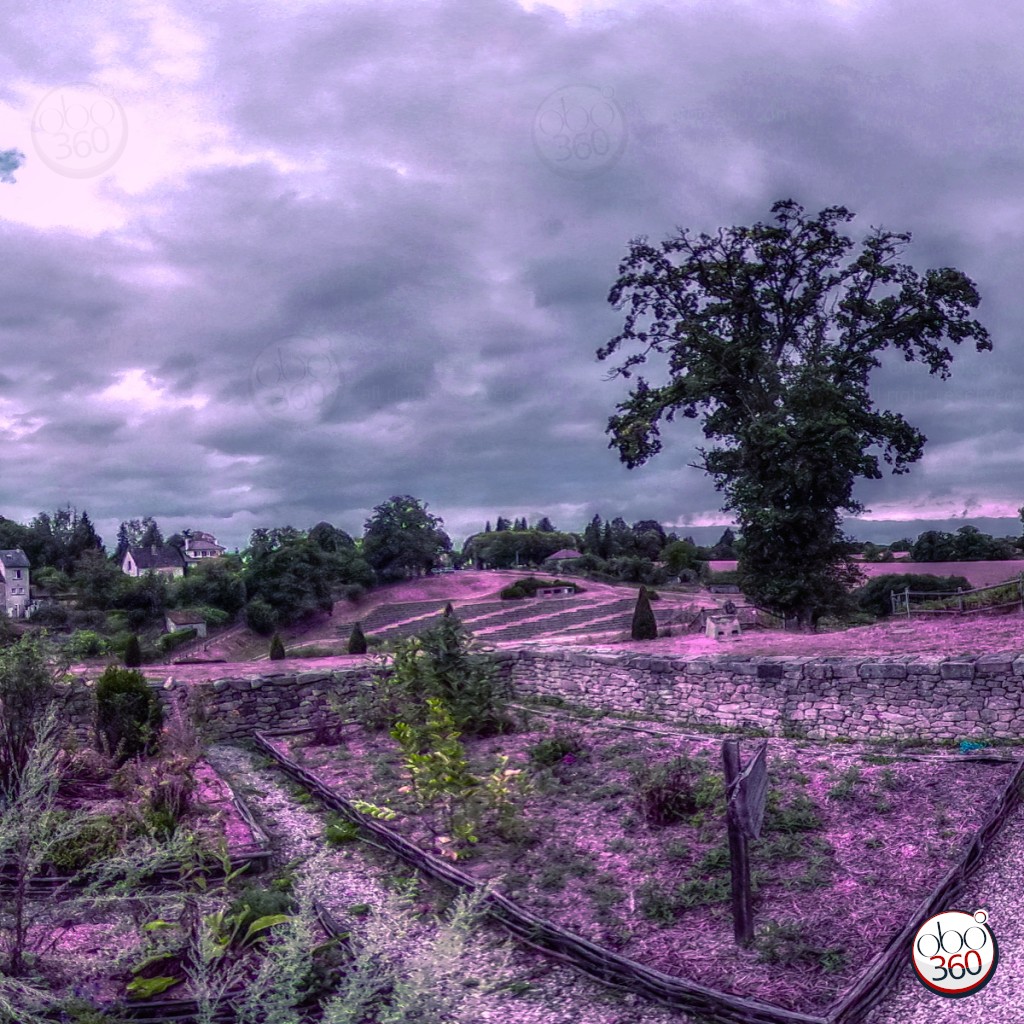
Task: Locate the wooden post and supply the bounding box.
[957,587,964,614]
[722,738,753,946]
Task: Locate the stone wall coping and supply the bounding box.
[505,648,1024,671]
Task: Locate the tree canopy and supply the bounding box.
[599,199,992,629]
[362,496,451,582]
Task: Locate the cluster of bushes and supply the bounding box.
[499,576,582,600]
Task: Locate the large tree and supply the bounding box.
[598,199,992,630]
[361,496,451,582]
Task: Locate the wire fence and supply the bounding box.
[890,573,1024,619]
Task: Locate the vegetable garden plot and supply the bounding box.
[261,720,1020,1016]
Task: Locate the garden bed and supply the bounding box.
[13,894,339,1021]
[260,717,1020,1017]
[1,758,270,892]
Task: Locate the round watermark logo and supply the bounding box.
[912,909,998,997]
[532,84,627,179]
[249,337,342,428]
[31,84,128,179]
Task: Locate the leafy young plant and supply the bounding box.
[391,698,479,856]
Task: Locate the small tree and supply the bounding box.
[269,633,286,660]
[0,637,58,800]
[123,633,142,667]
[631,586,658,641]
[348,622,368,655]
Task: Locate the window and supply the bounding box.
[13,570,21,580]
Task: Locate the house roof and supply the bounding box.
[0,549,30,568]
[127,545,186,570]
[547,548,583,561]
[185,539,225,553]
[166,609,205,625]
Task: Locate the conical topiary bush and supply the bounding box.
[123,634,142,668]
[631,586,658,641]
[348,622,368,655]
[269,633,286,660]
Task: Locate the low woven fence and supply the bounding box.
[253,726,1024,1024]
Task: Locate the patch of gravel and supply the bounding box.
[862,793,1024,1024]
[206,743,699,1024]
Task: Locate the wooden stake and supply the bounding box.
[722,737,754,946]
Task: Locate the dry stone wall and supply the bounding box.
[62,647,1024,742]
[491,648,1024,741]
[63,665,375,741]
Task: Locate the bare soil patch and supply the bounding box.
[268,718,1015,1015]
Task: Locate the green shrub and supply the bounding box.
[193,606,231,628]
[707,569,744,586]
[156,628,197,654]
[325,815,361,844]
[632,756,700,827]
[0,637,58,798]
[827,766,862,800]
[630,586,658,641]
[48,814,124,872]
[269,634,286,660]
[852,573,971,618]
[123,634,142,668]
[755,919,847,973]
[499,577,581,600]
[348,622,368,655]
[361,609,512,737]
[30,602,70,628]
[66,630,109,659]
[245,598,278,636]
[95,666,163,762]
[765,793,824,833]
[226,884,296,938]
[528,729,585,767]
[638,880,679,923]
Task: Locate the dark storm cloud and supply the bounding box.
[2,0,1023,550]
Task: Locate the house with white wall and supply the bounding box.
[182,530,226,563]
[122,544,187,578]
[0,549,31,618]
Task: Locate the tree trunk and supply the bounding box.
[795,607,817,633]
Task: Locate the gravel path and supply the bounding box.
[862,792,1024,1024]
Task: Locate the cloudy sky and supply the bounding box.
[1,0,1022,552]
